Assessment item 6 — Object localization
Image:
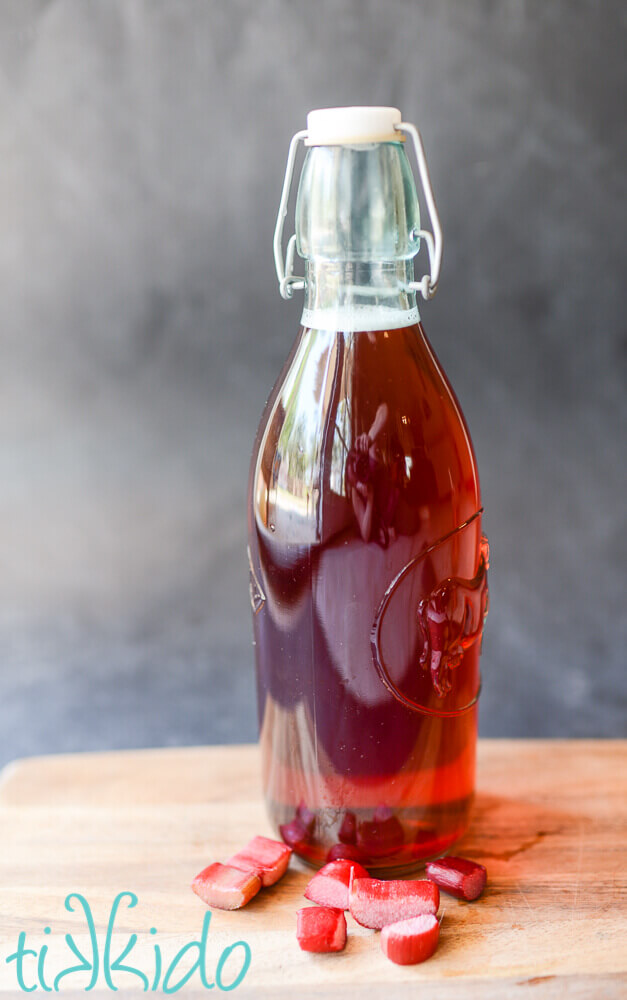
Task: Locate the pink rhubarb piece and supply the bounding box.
[296,906,347,953]
[304,859,369,910]
[349,876,439,929]
[227,835,292,887]
[381,913,440,965]
[425,856,487,901]
[191,862,261,910]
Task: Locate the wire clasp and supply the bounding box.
[395,122,443,300]
[273,129,308,299]
[273,122,443,301]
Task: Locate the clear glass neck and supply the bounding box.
[295,141,422,331]
[295,141,420,262]
[302,260,419,332]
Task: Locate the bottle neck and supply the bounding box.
[301,260,419,332]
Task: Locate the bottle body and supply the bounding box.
[248,302,487,873]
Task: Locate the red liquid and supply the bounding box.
[248,321,488,875]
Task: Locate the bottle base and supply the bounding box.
[270,794,473,878]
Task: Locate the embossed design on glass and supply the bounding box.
[418,533,489,697]
[370,514,487,718]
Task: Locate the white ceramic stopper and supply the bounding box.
[305,106,402,146]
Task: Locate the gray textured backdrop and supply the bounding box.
[1,0,625,766]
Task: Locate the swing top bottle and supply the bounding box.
[247,107,488,874]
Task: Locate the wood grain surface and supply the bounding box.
[0,741,625,998]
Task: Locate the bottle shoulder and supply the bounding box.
[249,322,480,547]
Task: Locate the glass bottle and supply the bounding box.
[247,107,488,875]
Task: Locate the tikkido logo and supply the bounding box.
[4,892,251,993]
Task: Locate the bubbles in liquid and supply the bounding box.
[301,305,419,334]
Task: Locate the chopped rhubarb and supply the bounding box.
[296,906,347,953]
[191,862,261,910]
[304,859,370,910]
[356,813,404,858]
[425,856,487,901]
[338,811,357,844]
[406,824,441,861]
[381,913,440,965]
[296,800,316,833]
[349,876,439,929]
[227,835,292,887]
[279,817,310,852]
[326,842,366,864]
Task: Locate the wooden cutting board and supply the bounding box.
[0,741,625,998]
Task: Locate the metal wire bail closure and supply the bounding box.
[273,120,444,301]
[395,122,443,300]
[273,129,307,299]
